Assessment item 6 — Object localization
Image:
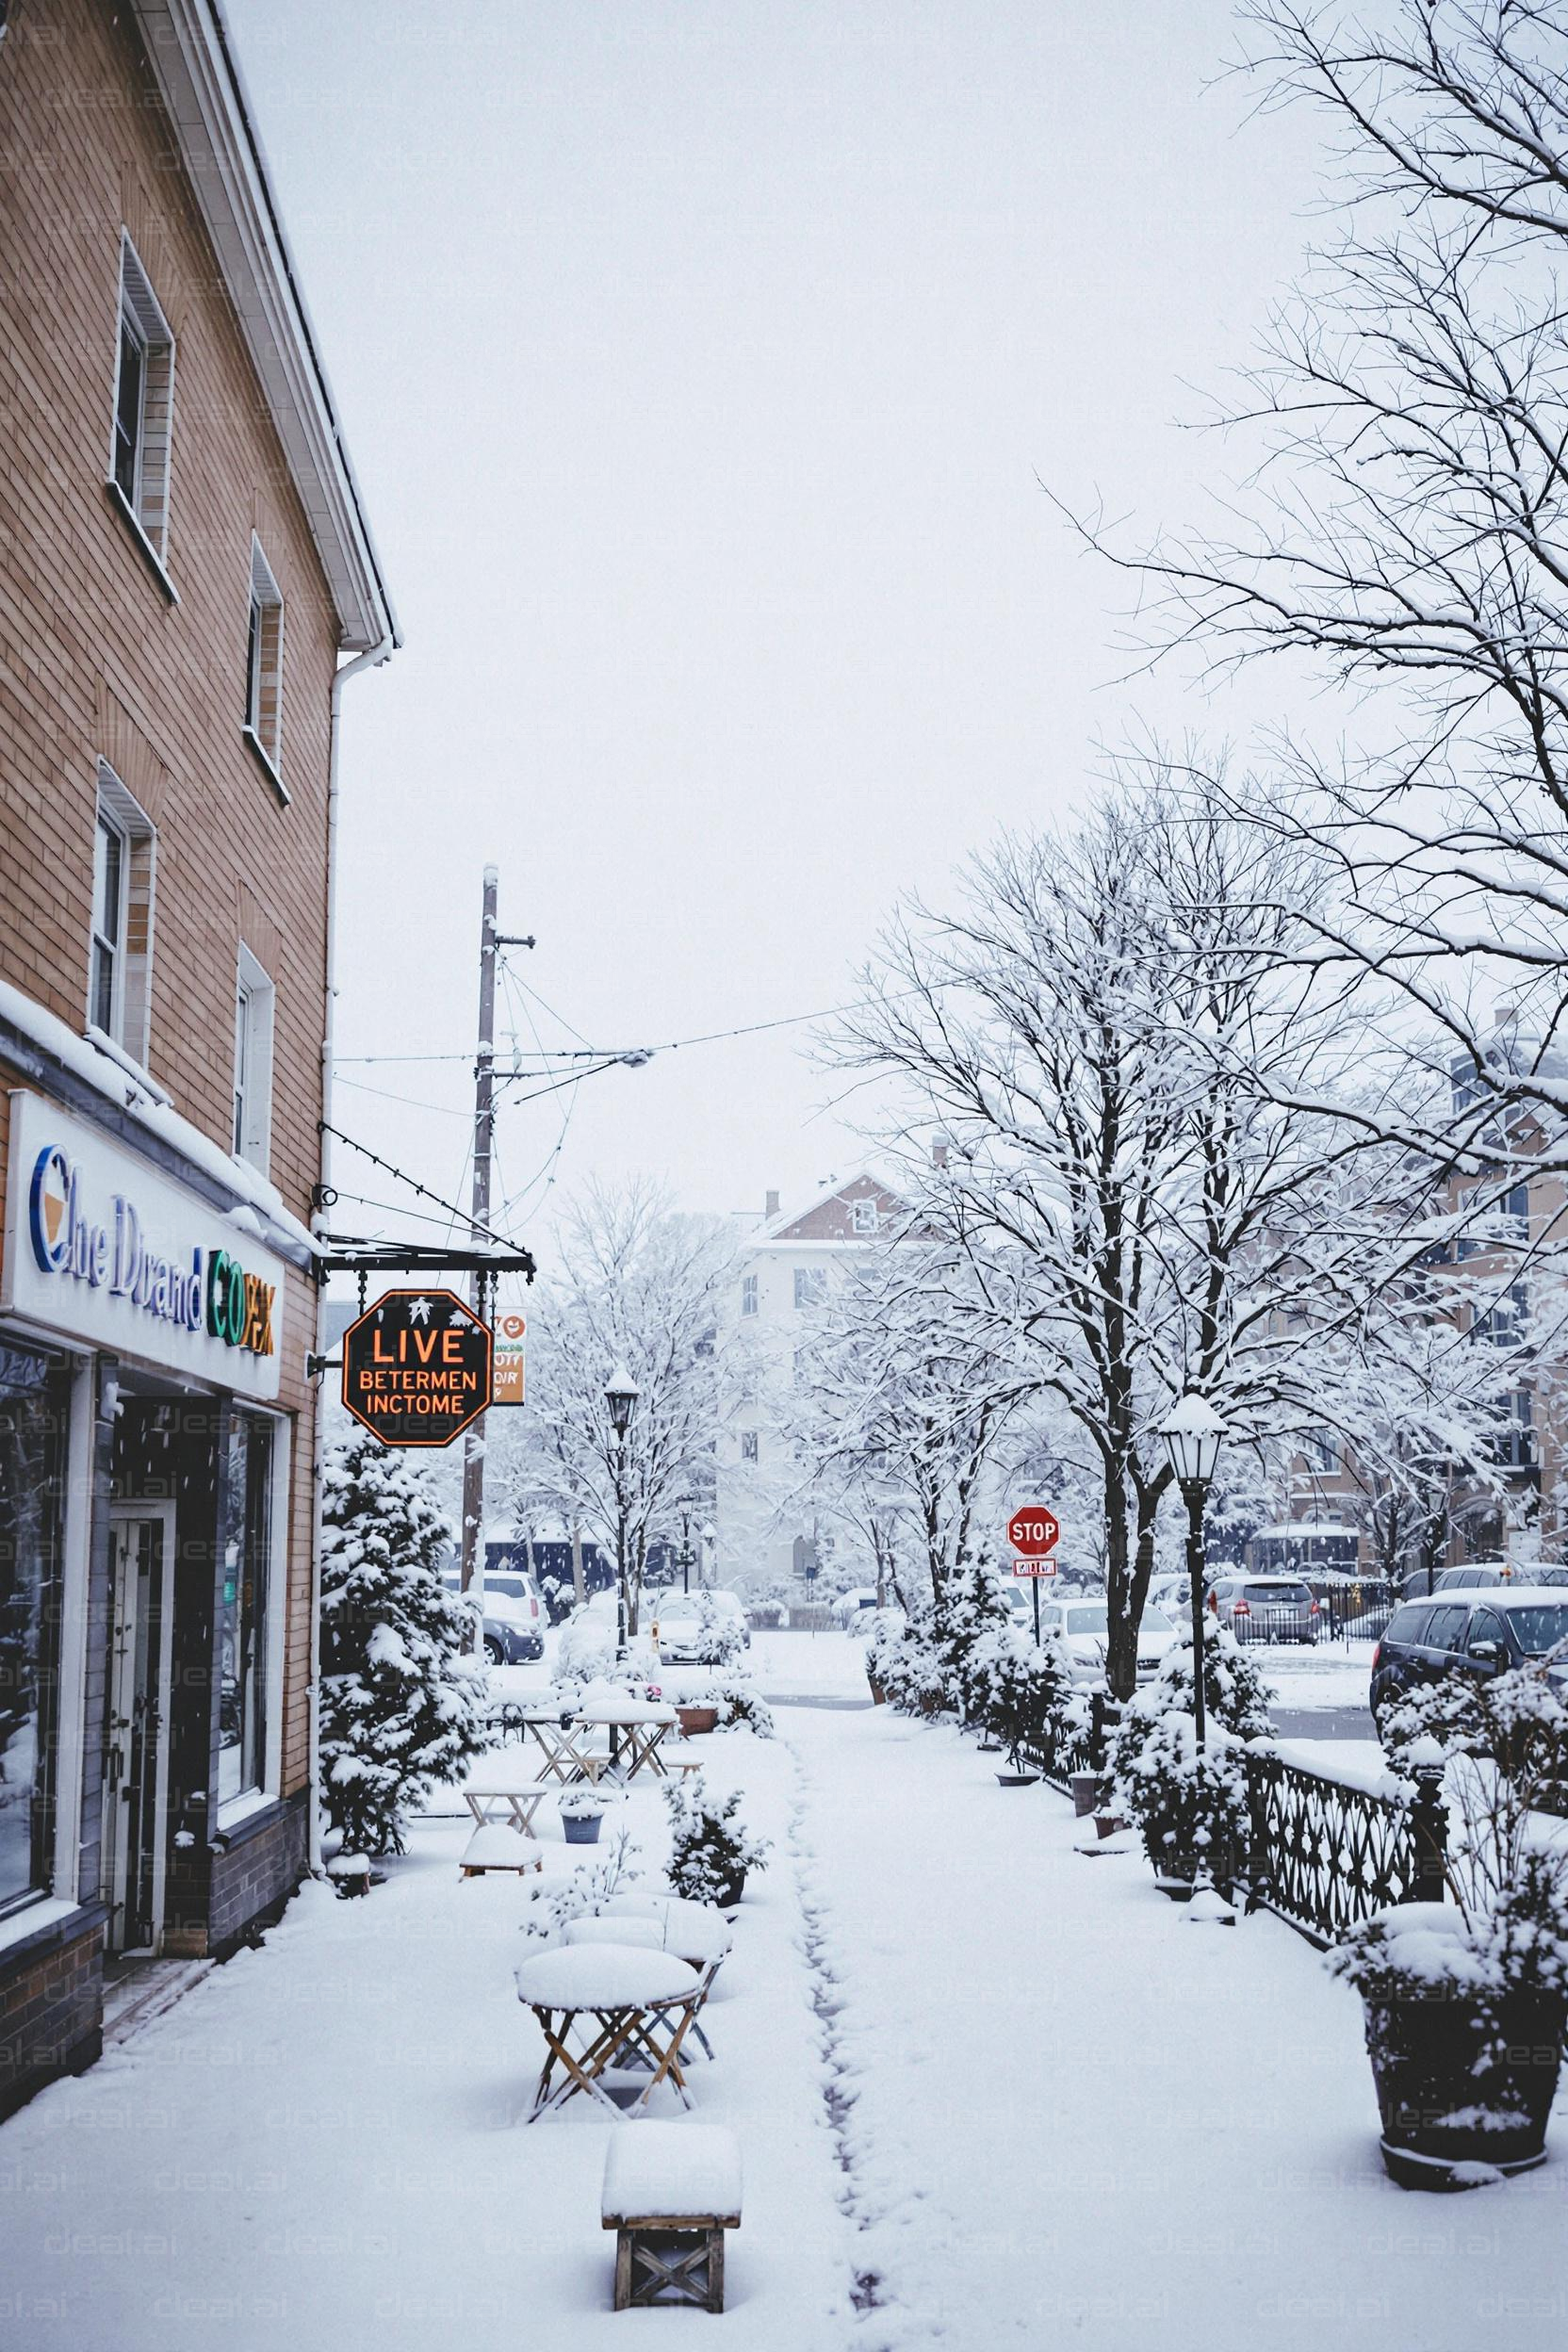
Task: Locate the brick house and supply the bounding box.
[0,0,396,2114]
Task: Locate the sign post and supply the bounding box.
[1006,1504,1061,1647]
[342,1288,493,1448]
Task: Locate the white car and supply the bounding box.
[1037,1599,1178,1683]
[650,1588,751,1664]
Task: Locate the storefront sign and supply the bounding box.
[341,1288,492,1446]
[2,1091,285,1399]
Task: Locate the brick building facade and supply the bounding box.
[0,0,396,2115]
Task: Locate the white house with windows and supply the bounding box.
[715,1169,910,1596]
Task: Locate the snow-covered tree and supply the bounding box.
[318,1429,492,1856]
[1097,0,1568,1184]
[833,770,1423,1692]
[786,1239,1027,1605]
[496,1180,737,1642]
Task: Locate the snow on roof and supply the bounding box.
[0,980,318,1267]
[601,2123,743,2224]
[514,1947,698,2010]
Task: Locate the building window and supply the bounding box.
[741,1274,759,1318]
[794,1267,826,1310]
[89,763,156,1066]
[740,1430,759,1462]
[110,234,175,559]
[1302,1430,1338,1475]
[0,1340,70,1919]
[244,538,286,785]
[232,946,275,1173]
[218,1413,274,1807]
[851,1200,877,1235]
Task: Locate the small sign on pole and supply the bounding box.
[1005,1505,1059,1646]
[491,1304,527,1406]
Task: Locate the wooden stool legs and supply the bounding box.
[613,2223,725,2311]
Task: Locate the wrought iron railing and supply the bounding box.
[1232,1751,1447,1948]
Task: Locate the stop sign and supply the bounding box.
[342,1288,493,1448]
[1006,1505,1059,1558]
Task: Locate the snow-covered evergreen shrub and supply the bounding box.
[318,1429,493,1856]
[929,1553,1014,1719]
[1109,1624,1271,1886]
[876,1603,949,1715]
[690,1592,746,1668]
[974,1628,1078,1769]
[710,1674,776,1738]
[662,1771,770,1904]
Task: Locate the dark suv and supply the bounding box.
[1369,1588,1568,1731]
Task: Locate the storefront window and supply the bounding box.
[218,1413,273,1806]
[0,1339,68,1916]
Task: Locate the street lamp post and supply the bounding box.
[1158,1393,1227,1752]
[605,1364,640,1658]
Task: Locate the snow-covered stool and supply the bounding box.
[461,1822,545,1879]
[601,2122,743,2312]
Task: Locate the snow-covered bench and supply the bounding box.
[601,2122,742,2311]
[460,1822,545,1879]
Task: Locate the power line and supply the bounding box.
[329,989,882,1070]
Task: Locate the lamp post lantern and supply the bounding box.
[1158,1393,1227,1753]
[605,1364,640,1657]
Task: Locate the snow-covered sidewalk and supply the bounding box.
[5,1704,1566,2350]
[0,1740,851,2351]
[788,1705,1568,2352]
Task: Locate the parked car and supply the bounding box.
[441,1564,547,1664]
[1037,1599,1178,1683]
[1206,1575,1319,1644]
[1430,1564,1508,1593]
[1370,1587,1568,1731]
[650,1588,752,1664]
[1303,1574,1396,1641]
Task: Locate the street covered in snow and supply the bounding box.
[5,1644,1565,2352]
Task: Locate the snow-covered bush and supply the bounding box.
[318,1429,493,1857]
[1115,1708,1252,1887]
[1110,1624,1271,1887]
[687,1592,745,1667]
[863,1609,907,1692]
[929,1554,1014,1720]
[973,1629,1079,1770]
[876,1605,950,1716]
[662,1771,770,1904]
[520,1827,644,1942]
[556,1604,617,1690]
[1331,1661,1568,2007]
[711,1674,775,1738]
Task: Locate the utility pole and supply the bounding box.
[459,866,535,1651]
[458,867,498,1648]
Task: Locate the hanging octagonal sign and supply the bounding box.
[342,1288,493,1448]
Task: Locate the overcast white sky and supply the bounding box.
[226,0,1329,1254]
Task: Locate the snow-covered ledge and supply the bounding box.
[0,980,318,1272]
[0,1896,80,1961]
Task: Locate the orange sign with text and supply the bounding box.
[341,1289,493,1448]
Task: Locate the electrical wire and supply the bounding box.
[330,989,888,1070]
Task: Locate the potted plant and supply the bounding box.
[559,1788,612,1845]
[1329,1659,1568,2189]
[662,1771,770,1908]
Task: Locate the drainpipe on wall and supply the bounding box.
[308,634,394,1875]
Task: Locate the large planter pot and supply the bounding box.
[562,1813,604,1846]
[995,1771,1040,1788]
[1070,1772,1107,1819]
[918,1692,947,1720]
[677,1705,718,1737]
[715,1869,746,1909]
[1364,1989,1567,2189]
[867,1678,887,1707]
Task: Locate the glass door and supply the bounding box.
[104,1507,172,1953]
